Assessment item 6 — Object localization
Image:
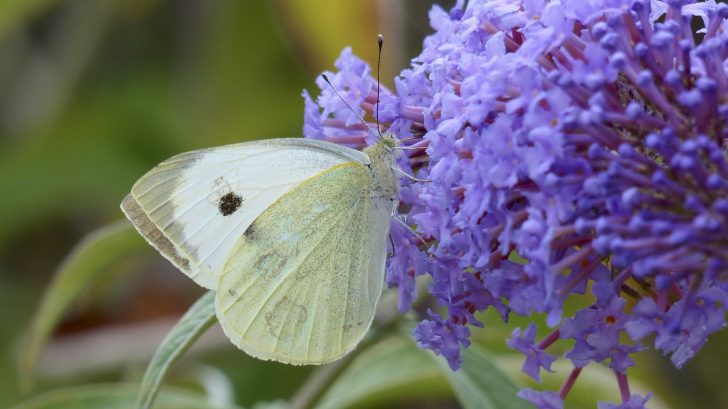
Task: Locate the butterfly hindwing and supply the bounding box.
[215,161,392,364]
[121,138,369,289]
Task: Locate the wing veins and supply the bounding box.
[270,266,319,355]
[219,199,343,310]
[302,196,363,359]
[134,146,295,198]
[135,156,239,199]
[338,196,366,352]
[152,181,282,263]
[140,164,240,216]
[139,154,302,218]
[304,277,323,359]
[194,181,324,265]
[236,199,356,340]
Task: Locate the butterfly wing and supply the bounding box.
[121,138,369,289]
[215,161,394,364]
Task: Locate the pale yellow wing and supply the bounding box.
[215,162,393,364]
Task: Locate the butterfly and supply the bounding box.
[121,135,399,364]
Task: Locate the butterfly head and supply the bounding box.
[365,132,400,167]
[378,133,397,151]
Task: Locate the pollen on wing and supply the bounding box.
[218,192,244,216]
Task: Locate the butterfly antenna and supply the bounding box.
[321,74,377,137]
[376,34,384,139]
[394,166,431,183]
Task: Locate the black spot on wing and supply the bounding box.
[218,192,243,216]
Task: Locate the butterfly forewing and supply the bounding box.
[215,161,393,364]
[121,138,369,289]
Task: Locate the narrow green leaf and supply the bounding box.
[434,344,531,409]
[18,220,147,390]
[10,383,241,409]
[136,291,217,409]
[315,335,451,409]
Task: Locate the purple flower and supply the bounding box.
[517,389,563,409]
[303,0,728,405]
[598,394,652,409]
[626,286,727,367]
[413,310,471,370]
[303,47,387,149]
[507,323,557,381]
[560,284,643,372]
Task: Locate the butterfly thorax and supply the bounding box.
[363,135,399,209]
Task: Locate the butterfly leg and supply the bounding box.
[391,213,425,243]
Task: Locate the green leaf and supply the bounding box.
[9,383,241,409]
[434,344,531,409]
[136,291,217,409]
[315,335,450,409]
[18,220,147,390]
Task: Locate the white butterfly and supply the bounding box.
[121,136,399,364]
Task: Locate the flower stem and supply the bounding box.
[558,366,583,399]
[615,370,631,402]
[537,328,560,350]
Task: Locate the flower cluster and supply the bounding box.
[303,0,728,407]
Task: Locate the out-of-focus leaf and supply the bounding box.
[136,291,217,409]
[434,344,531,409]
[250,401,290,409]
[269,1,433,85]
[0,0,58,40]
[315,335,450,409]
[9,383,241,409]
[171,364,236,409]
[0,78,181,246]
[180,2,309,145]
[268,1,380,74]
[1,0,115,134]
[0,1,310,245]
[18,221,147,390]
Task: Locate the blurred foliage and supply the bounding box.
[9,383,242,409]
[437,344,531,409]
[2,0,728,408]
[315,334,450,409]
[18,221,146,391]
[135,291,216,409]
[0,0,59,41]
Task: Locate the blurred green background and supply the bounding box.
[1,1,727,408]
